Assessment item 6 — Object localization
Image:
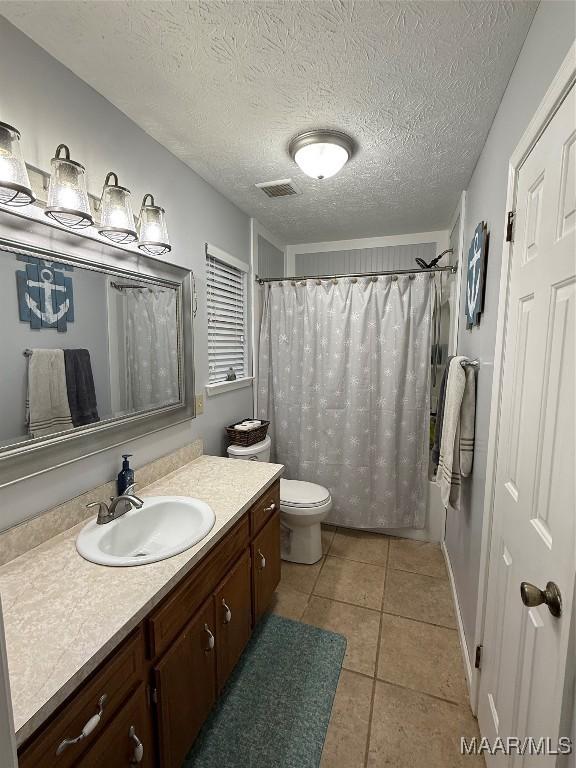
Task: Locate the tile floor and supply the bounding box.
[270,526,485,768]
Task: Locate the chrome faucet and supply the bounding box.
[87,489,144,525]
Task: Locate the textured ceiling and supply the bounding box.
[1,1,537,244]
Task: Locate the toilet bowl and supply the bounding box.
[226,436,332,564]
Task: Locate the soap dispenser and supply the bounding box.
[117,454,134,495]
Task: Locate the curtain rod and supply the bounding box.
[256,264,457,284]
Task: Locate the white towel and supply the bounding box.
[437,356,476,510]
[26,349,73,437]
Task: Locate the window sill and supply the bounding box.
[205,377,254,397]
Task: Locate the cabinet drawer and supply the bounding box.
[250,480,280,537]
[18,628,146,768]
[77,683,153,768]
[148,515,250,658]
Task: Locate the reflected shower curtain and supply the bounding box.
[258,275,432,529]
[124,288,179,411]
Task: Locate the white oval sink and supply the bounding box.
[76,496,216,567]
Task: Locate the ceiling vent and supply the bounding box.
[255,178,301,198]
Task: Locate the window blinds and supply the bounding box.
[206,252,247,383]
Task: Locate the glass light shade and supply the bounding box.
[98,172,137,243]
[45,144,93,229]
[137,194,171,256]
[289,130,353,180]
[294,143,349,180]
[0,122,35,206]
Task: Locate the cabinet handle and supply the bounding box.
[128,725,144,764]
[56,695,107,755]
[204,623,215,652]
[257,549,266,570]
[264,502,276,513]
[222,599,232,624]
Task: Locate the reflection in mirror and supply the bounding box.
[0,247,181,450]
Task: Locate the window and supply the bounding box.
[206,244,249,385]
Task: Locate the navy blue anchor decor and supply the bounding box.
[466,222,488,328]
[16,255,75,332]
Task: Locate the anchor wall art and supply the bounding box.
[465,221,488,328]
[16,256,75,332]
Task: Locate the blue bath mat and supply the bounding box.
[183,613,347,768]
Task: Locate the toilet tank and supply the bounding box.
[227,435,271,462]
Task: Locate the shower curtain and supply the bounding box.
[124,288,179,411]
[258,274,432,529]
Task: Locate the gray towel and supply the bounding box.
[64,349,100,427]
[437,356,476,510]
[431,355,454,470]
[26,349,73,437]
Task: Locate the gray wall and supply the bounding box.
[0,254,112,445]
[445,0,576,659]
[0,18,253,530]
[257,235,284,279]
[294,243,436,276]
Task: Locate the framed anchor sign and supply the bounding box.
[16,255,75,332]
[466,221,488,328]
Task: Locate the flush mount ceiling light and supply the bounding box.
[289,130,354,180]
[45,144,93,229]
[137,194,171,256]
[98,172,137,244]
[0,121,35,206]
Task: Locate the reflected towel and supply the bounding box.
[26,349,74,437]
[64,349,100,427]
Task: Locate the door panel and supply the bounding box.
[154,599,217,768]
[252,512,281,624]
[215,549,252,692]
[478,85,576,763]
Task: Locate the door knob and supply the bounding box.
[520,581,562,617]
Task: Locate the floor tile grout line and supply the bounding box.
[364,534,391,766]
[373,676,468,709]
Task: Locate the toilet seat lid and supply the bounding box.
[280,479,331,508]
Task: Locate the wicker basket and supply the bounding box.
[226,419,270,447]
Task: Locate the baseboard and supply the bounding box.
[441,540,476,709]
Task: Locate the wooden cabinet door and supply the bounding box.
[77,684,153,768]
[252,511,281,624]
[153,598,217,768]
[214,549,252,692]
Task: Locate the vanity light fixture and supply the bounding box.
[0,121,35,206]
[98,172,137,244]
[137,194,171,256]
[289,130,354,180]
[45,144,94,229]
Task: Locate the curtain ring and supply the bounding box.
[332,278,338,284]
[316,279,322,285]
[371,276,378,282]
[350,277,357,283]
[428,273,435,279]
[291,281,296,286]
[300,280,306,286]
[278,281,283,286]
[391,275,398,282]
[409,273,415,280]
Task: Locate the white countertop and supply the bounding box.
[0,455,283,746]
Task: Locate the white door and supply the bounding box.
[478,82,576,764]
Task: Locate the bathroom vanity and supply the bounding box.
[0,457,282,768]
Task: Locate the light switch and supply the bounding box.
[195,393,204,415]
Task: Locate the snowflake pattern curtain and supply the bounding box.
[124,288,179,412]
[258,275,432,529]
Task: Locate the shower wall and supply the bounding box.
[294,242,436,277]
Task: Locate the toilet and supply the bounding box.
[226,435,332,564]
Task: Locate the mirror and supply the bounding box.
[0,238,194,484]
